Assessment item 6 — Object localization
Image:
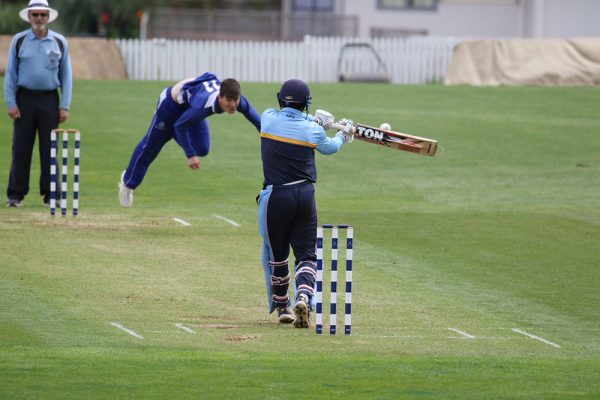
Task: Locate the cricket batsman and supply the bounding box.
[256,79,354,327]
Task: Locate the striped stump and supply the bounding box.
[315,226,324,334]
[73,131,80,216]
[50,129,80,217]
[50,131,57,216]
[315,224,353,335]
[344,226,353,335]
[61,131,68,215]
[329,226,338,334]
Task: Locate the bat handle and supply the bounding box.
[329,122,356,133]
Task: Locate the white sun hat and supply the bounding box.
[19,0,59,24]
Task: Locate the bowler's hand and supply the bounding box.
[59,108,69,123]
[7,107,21,120]
[188,156,201,170]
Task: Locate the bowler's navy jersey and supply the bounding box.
[173,72,260,156]
[260,107,344,186]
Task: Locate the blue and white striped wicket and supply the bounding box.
[50,129,80,216]
[316,224,353,335]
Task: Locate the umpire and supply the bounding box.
[4,0,72,207]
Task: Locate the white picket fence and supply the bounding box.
[115,36,461,84]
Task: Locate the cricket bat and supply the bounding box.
[331,122,438,156]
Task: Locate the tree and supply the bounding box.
[0,0,280,37]
[55,0,161,38]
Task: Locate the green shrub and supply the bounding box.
[0,3,28,34]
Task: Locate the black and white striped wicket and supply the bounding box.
[316,224,353,335]
[50,129,80,216]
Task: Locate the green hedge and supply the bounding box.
[0,0,154,37]
[0,4,27,34]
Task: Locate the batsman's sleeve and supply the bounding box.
[315,129,344,155]
[305,113,318,123]
[238,96,261,131]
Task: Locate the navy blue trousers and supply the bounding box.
[264,182,317,263]
[7,89,59,201]
[258,181,318,312]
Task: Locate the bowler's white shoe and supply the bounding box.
[118,171,134,208]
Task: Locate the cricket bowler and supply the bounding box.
[118,72,260,207]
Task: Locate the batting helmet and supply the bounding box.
[277,79,311,111]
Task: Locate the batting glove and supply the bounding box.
[336,119,354,143]
[315,109,334,130]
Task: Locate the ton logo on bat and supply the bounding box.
[355,126,385,142]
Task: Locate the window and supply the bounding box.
[377,0,438,11]
[292,0,334,12]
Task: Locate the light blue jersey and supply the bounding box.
[260,107,344,185]
[3,29,72,110]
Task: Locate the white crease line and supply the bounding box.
[212,214,240,227]
[512,328,561,348]
[175,323,197,334]
[173,217,192,226]
[110,322,144,339]
[448,328,476,339]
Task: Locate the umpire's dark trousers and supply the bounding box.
[7,88,59,201]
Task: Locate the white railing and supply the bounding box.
[115,36,461,84]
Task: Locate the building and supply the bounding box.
[144,0,600,40]
[336,0,600,38]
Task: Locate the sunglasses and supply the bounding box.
[30,12,49,18]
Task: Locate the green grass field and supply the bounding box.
[1,79,599,399]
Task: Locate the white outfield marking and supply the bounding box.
[212,214,240,227]
[175,323,197,334]
[110,322,144,339]
[512,328,561,348]
[448,328,476,339]
[173,217,192,226]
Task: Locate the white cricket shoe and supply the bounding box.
[118,171,134,208]
[293,294,310,329]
